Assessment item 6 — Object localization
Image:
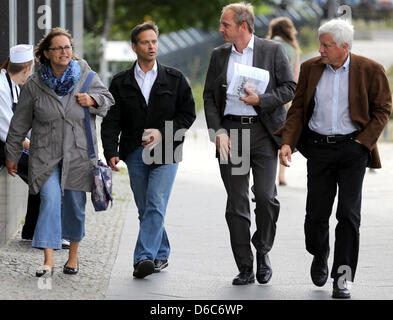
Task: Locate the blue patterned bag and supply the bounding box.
[91,160,113,211]
[81,71,113,211]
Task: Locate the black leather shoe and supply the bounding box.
[36,265,54,277]
[154,259,168,273]
[310,254,329,287]
[256,253,273,284]
[332,279,351,299]
[133,259,155,279]
[232,266,255,285]
[63,260,79,275]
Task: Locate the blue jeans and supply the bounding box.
[125,147,178,265]
[32,164,86,249]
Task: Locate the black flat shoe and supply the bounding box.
[36,265,54,277]
[133,259,155,279]
[256,253,273,284]
[232,266,255,285]
[63,260,79,275]
[154,259,168,273]
[310,254,329,287]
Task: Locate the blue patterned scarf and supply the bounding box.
[41,59,81,96]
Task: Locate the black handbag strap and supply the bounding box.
[6,72,19,112]
[80,71,97,160]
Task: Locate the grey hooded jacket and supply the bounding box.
[5,59,114,194]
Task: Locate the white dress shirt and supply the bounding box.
[309,54,357,135]
[224,34,257,116]
[134,60,158,105]
[0,69,19,142]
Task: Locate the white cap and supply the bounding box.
[9,44,34,63]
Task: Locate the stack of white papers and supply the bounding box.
[227,63,270,98]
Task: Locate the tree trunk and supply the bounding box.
[102,0,115,41]
[84,0,94,33]
[99,0,115,86]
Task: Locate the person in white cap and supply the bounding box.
[0,44,39,240]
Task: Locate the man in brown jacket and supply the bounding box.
[277,19,392,299]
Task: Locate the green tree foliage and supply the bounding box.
[84,0,275,39]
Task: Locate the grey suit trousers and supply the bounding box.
[219,118,280,270]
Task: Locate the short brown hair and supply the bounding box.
[130,21,159,44]
[0,57,33,74]
[34,27,78,65]
[222,2,255,34]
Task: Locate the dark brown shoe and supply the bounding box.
[232,266,255,285]
[310,254,328,287]
[256,253,272,284]
[332,279,351,299]
[133,259,155,279]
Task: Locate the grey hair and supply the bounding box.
[222,2,255,34]
[318,19,354,50]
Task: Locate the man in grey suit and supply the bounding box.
[203,2,296,285]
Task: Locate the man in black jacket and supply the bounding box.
[101,21,196,279]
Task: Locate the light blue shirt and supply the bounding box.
[224,34,257,116]
[308,54,358,135]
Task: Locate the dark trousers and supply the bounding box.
[219,119,280,270]
[305,138,369,282]
[16,153,40,239]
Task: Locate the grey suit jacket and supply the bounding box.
[203,35,296,148]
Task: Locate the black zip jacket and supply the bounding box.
[101,61,196,166]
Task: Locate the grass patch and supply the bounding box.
[254,4,274,16]
[191,81,205,114]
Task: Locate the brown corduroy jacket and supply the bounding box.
[275,52,392,168]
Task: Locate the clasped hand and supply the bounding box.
[142,128,162,151]
[5,159,17,177]
[239,87,260,106]
[75,93,95,107]
[279,144,292,167]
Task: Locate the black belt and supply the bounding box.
[309,130,358,144]
[224,115,259,124]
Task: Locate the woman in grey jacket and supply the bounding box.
[5,28,114,277]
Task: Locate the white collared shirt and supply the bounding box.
[134,60,158,105]
[224,34,257,116]
[309,54,357,135]
[0,69,19,142]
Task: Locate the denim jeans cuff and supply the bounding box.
[32,240,62,250]
[61,235,84,243]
